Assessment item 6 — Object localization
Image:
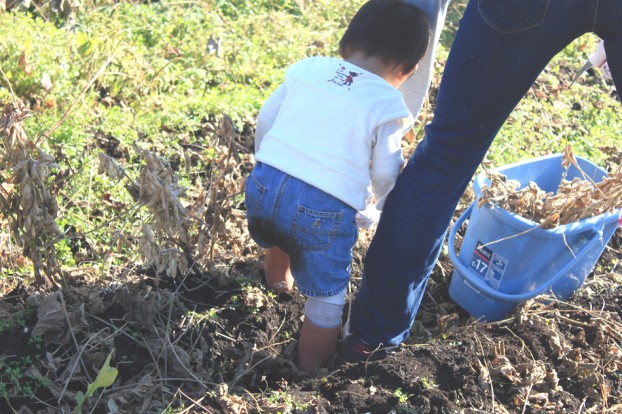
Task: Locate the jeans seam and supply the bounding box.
[478,0,551,34]
[271,174,289,239]
[249,171,266,215]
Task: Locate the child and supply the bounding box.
[245,0,429,374]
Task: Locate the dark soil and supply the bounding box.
[1,225,621,413]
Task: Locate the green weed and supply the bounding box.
[0,308,33,334]
[0,355,50,398]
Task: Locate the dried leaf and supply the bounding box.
[30,293,86,345]
[489,355,520,383]
[18,50,34,75]
[479,150,622,229]
[242,287,272,309]
[219,114,237,140]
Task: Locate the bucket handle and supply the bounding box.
[448,203,604,303]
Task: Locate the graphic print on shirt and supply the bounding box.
[328,65,362,89]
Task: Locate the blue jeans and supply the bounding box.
[351,0,622,346]
[399,0,451,115]
[245,162,358,297]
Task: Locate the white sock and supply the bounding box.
[304,289,346,329]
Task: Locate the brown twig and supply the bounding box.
[474,335,496,413]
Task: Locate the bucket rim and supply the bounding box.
[473,153,620,234]
[476,202,620,237]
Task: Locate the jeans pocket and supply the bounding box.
[290,205,342,252]
[244,169,267,218]
[478,0,550,34]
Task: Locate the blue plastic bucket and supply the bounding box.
[448,154,621,321]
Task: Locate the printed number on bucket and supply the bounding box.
[470,241,509,290]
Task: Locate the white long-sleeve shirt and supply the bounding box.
[255,56,414,211]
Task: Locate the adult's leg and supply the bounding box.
[351,0,594,347]
[399,0,452,116]
[596,0,622,96]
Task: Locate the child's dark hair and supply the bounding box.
[339,0,430,76]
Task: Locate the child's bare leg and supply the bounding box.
[263,247,294,292]
[296,318,341,374]
[296,293,345,374]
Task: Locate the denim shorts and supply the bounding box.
[245,162,358,297]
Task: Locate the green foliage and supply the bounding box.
[0,0,619,289]
[420,376,437,390]
[0,308,33,334]
[394,387,424,414]
[0,354,50,398]
[261,378,312,411]
[394,387,412,405]
[74,353,118,414]
[481,35,619,169]
[215,0,303,18]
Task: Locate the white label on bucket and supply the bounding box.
[470,241,509,290]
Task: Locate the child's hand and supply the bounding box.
[356,204,381,229]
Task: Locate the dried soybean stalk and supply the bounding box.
[0,101,62,285]
[479,148,621,229]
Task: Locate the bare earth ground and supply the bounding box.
[1,217,621,413]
